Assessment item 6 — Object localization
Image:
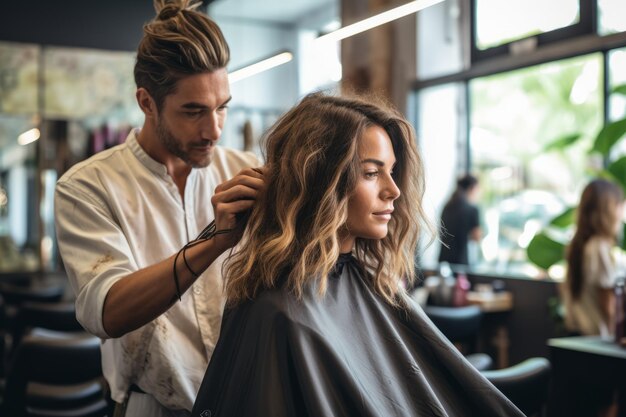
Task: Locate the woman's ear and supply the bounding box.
[136,88,158,119]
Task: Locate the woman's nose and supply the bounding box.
[383,176,401,200]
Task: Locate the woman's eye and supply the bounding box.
[364,171,379,179]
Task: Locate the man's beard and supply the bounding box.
[156,118,212,168]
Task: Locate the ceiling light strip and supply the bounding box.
[229,51,293,84]
[316,0,444,43]
[17,128,41,146]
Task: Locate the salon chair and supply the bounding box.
[1,331,108,417]
[11,301,83,353]
[423,305,493,371]
[0,282,65,306]
[4,299,103,414]
[482,357,552,417]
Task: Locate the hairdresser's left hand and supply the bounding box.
[211,167,265,252]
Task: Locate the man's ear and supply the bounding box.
[136,88,158,119]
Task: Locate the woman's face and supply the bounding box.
[340,125,401,252]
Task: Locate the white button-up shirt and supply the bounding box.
[54,130,259,411]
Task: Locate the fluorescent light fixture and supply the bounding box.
[17,128,41,146]
[316,0,444,43]
[229,51,293,84]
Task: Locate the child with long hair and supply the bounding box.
[192,93,523,417]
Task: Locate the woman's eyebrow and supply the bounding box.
[361,158,396,168]
[361,158,384,166]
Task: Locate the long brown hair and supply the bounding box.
[566,178,624,299]
[134,0,230,110]
[224,93,433,306]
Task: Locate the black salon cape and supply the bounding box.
[192,255,523,417]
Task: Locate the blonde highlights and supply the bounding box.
[225,93,432,306]
[134,0,230,109]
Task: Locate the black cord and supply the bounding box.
[172,220,234,301]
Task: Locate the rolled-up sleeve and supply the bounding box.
[55,180,137,339]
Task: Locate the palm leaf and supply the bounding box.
[549,207,575,228]
[527,232,566,270]
[592,118,626,156]
[544,133,582,151]
[613,84,626,96]
[607,156,626,193]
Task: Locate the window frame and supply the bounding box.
[469,0,597,63]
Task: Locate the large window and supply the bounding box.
[609,48,626,121]
[470,54,603,276]
[415,0,626,279]
[416,83,467,267]
[608,48,626,160]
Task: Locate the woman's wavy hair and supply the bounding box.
[225,92,433,306]
[566,178,624,299]
[134,0,230,111]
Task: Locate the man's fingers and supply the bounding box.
[214,168,265,193]
[211,184,259,207]
[215,199,255,216]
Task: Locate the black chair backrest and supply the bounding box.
[12,301,83,349]
[424,305,483,342]
[482,357,552,416]
[2,332,102,416]
[0,282,65,306]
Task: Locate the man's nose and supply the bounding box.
[202,111,222,141]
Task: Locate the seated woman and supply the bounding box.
[562,178,626,339]
[560,179,625,417]
[192,93,522,417]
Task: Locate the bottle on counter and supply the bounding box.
[452,273,470,307]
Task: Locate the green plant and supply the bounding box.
[526,84,626,270]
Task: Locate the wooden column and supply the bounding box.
[340,0,416,114]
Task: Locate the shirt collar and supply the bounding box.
[126,128,169,177]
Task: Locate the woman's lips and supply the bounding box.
[373,209,393,220]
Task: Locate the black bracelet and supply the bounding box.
[172,220,234,302]
[172,249,183,301]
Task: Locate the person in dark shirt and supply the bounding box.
[438,174,482,265]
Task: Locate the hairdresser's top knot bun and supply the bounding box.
[157,3,182,20]
[154,0,201,21]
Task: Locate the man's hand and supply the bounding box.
[211,167,265,251]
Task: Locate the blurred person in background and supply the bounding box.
[562,178,625,338]
[438,174,482,266]
[562,178,625,417]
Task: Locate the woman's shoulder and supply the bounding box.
[584,235,614,254]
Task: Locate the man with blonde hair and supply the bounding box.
[54,1,262,415]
